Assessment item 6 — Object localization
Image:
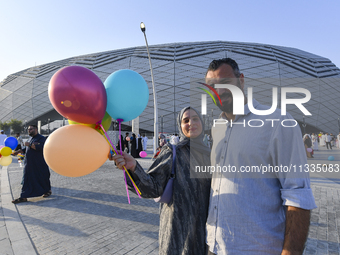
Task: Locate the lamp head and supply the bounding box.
[140,22,146,32]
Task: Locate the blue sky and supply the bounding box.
[1,0,339,82]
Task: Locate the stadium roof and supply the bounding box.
[1,41,339,134]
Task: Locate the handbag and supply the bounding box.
[154,145,176,204]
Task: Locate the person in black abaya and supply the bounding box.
[12,125,51,203]
[116,135,124,153]
[123,132,130,153]
[130,133,138,158]
[136,134,143,158]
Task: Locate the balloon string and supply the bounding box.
[118,119,123,155]
[124,171,130,204]
[98,124,142,197]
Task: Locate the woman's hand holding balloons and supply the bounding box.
[110,152,137,172]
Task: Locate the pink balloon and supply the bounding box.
[307,148,312,152]
[48,66,107,124]
[139,151,147,158]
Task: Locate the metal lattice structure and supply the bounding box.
[1,41,339,134]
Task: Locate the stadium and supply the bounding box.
[1,41,339,135]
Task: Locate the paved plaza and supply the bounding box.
[1,145,340,255]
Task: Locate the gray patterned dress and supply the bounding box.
[127,143,211,255]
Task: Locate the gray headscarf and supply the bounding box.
[176,106,210,156]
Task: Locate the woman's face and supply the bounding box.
[181,109,203,139]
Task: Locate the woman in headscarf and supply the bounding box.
[110,107,211,255]
[159,134,167,147]
[303,134,313,158]
[153,134,167,159]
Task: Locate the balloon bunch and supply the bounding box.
[0,137,18,166]
[46,66,149,203]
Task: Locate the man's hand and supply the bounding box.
[109,151,137,172]
[24,142,36,150]
[281,206,310,255]
[12,150,23,156]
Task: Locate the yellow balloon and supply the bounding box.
[68,112,112,133]
[0,155,12,166]
[43,125,110,177]
[0,146,12,156]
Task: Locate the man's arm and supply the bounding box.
[282,206,310,255]
[12,149,24,156]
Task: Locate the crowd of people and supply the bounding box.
[116,133,149,158]
[116,132,148,158]
[303,132,340,158]
[119,130,213,161]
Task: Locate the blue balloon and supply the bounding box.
[4,137,18,150]
[104,69,149,122]
[328,156,335,161]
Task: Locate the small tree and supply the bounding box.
[9,119,23,133]
[0,121,11,134]
[0,119,23,134]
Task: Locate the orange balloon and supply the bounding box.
[43,125,110,177]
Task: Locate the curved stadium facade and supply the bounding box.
[1,41,340,134]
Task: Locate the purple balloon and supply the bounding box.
[139,151,147,158]
[307,148,312,153]
[49,66,107,124]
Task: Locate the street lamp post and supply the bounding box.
[211,109,214,129]
[203,115,206,132]
[206,114,209,131]
[140,22,158,154]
